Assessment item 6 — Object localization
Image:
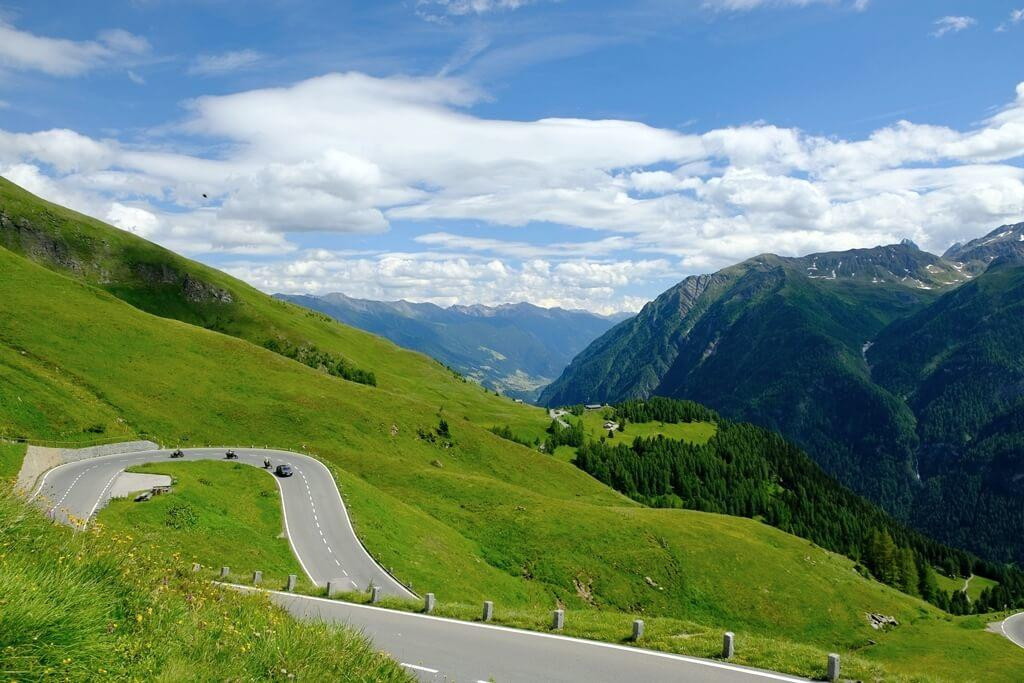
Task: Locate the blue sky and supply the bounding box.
[2,1,1024,312]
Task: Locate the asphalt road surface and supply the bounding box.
[29,447,412,597]
[234,585,809,683]
[1001,612,1024,649]
[32,445,810,682]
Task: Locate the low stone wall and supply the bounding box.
[60,440,160,464]
[14,445,62,496]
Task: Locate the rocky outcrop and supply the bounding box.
[134,262,234,304]
[867,612,899,630]
[0,210,92,277]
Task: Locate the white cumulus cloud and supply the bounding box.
[932,16,976,38]
[0,21,149,76]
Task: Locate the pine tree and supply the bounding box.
[919,560,941,603]
[949,590,970,615]
[898,548,920,597]
[867,530,899,585]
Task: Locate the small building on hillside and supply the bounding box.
[585,404,603,410]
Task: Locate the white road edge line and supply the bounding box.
[227,584,806,682]
[1000,612,1024,649]
[86,468,125,524]
[400,663,439,674]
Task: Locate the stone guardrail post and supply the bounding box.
[286,574,297,592]
[723,632,735,660]
[552,609,564,631]
[827,653,840,682]
[632,619,644,641]
[482,601,494,622]
[424,593,436,613]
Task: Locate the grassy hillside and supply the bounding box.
[0,176,545,441]
[102,461,307,590]
[577,409,717,443]
[934,573,999,604]
[2,179,1023,680]
[0,477,408,681]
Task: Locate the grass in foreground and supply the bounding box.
[0,487,409,682]
[100,461,308,591]
[0,442,25,481]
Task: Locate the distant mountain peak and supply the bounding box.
[730,241,967,290]
[943,222,1024,273]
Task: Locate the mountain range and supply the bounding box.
[542,224,1024,565]
[275,293,627,401]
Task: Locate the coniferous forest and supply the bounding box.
[572,398,1024,614]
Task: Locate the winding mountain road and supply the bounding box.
[29,445,808,682]
[29,447,412,597]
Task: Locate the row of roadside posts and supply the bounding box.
[204,564,842,682]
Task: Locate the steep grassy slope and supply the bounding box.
[0,176,544,440]
[0,473,408,681]
[2,245,1023,680]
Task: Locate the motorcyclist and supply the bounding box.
[264,457,271,469]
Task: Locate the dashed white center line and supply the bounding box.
[52,465,97,508]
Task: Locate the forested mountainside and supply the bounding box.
[542,233,1024,565]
